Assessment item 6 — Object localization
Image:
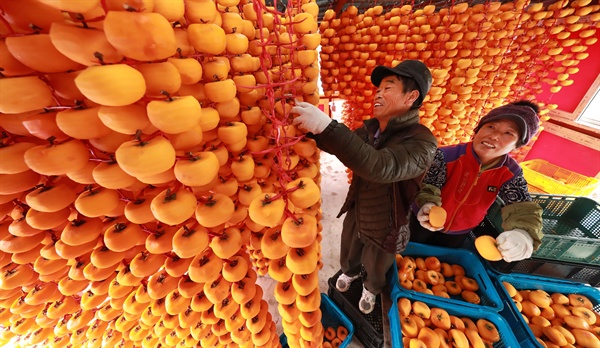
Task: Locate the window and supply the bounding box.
[547,73,600,135]
[577,86,600,129]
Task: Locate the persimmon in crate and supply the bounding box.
[397,297,501,347]
[501,280,600,348]
[396,254,483,305]
[323,325,349,348]
[392,243,504,312]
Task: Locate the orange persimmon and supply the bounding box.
[474,235,503,261]
[428,206,447,228]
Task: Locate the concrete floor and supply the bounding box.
[256,150,367,347]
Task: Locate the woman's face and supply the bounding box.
[472,119,520,165]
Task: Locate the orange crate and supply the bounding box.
[521,159,599,196]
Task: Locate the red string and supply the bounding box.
[249,0,311,212]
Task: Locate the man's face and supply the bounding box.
[373,75,418,120]
[472,119,520,165]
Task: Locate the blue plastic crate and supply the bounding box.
[388,290,520,348]
[280,293,354,348]
[392,242,504,312]
[490,272,600,348]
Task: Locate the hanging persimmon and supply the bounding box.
[24,139,89,176]
[0,77,55,114]
[136,62,182,98]
[49,22,123,66]
[75,64,146,107]
[188,23,227,55]
[115,134,176,178]
[0,142,37,174]
[195,193,235,228]
[103,11,177,61]
[150,187,197,226]
[5,34,83,73]
[174,151,220,187]
[147,96,202,135]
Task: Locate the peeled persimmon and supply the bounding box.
[260,228,290,260]
[281,213,318,248]
[461,290,481,304]
[430,307,451,331]
[428,206,447,228]
[1,81,52,117]
[104,11,177,61]
[248,194,285,228]
[150,187,197,226]
[417,327,440,348]
[476,318,500,342]
[49,22,123,66]
[286,177,321,209]
[324,327,336,341]
[401,316,419,338]
[75,64,146,106]
[115,135,176,178]
[474,235,503,261]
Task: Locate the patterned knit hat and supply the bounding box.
[474,103,540,147]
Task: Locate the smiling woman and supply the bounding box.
[472,119,520,165]
[410,101,544,262]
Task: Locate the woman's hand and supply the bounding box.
[416,202,444,232]
[496,229,534,262]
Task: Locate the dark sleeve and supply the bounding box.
[498,171,543,250]
[415,149,446,207]
[422,149,446,188]
[498,172,533,204]
[501,201,544,250]
[312,120,438,184]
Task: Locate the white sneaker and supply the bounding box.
[335,273,360,292]
[359,286,376,314]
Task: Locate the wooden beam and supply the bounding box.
[333,0,349,15]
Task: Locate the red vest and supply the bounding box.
[441,143,520,234]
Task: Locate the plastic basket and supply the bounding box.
[490,272,600,348]
[388,290,520,348]
[464,230,600,286]
[391,242,504,312]
[484,194,600,265]
[521,159,599,196]
[280,293,354,348]
[327,270,385,348]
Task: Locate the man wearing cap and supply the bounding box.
[411,100,543,262]
[292,60,437,314]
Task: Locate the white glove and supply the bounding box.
[291,101,331,134]
[416,203,444,232]
[496,229,534,262]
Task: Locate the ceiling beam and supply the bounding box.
[332,0,350,14]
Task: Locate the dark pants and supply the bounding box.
[339,207,395,295]
[408,213,469,248]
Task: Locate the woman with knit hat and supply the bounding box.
[410,100,543,262]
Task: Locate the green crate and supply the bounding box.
[485,194,600,265]
[532,235,600,264]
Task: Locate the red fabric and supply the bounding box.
[525,131,600,177]
[536,30,600,113]
[441,143,516,233]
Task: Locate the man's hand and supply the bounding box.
[416,202,444,232]
[291,101,331,135]
[496,229,534,262]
